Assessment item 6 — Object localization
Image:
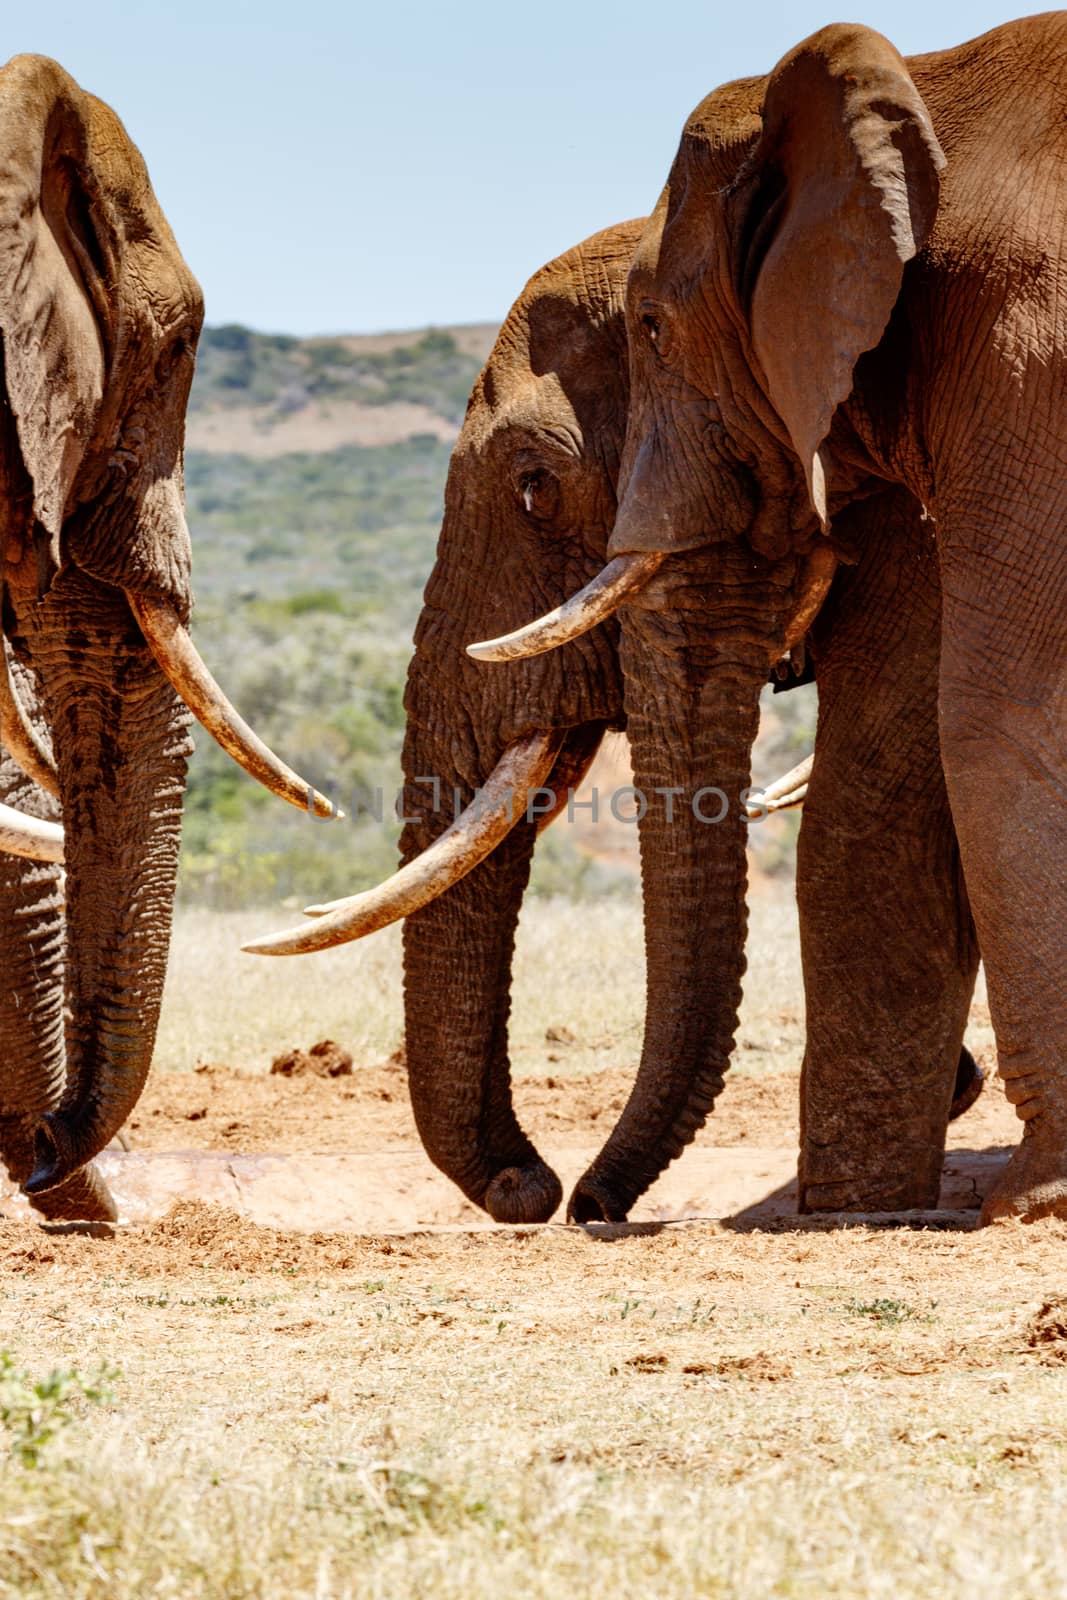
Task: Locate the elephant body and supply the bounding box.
[336,218,980,1225]
[0,56,323,1213]
[504,14,1067,1223]
[0,55,201,1213]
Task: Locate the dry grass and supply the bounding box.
[1,888,1012,1598]
[156,887,806,1079]
[158,887,990,1081]
[1,1209,1066,1598]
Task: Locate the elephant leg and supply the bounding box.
[936,495,1067,1223]
[797,491,980,1213]
[0,659,116,1223]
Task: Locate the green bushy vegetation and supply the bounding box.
[180,441,440,907]
[178,324,814,909]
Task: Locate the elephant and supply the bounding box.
[248,219,982,1224]
[469,15,1067,1225]
[0,55,335,1218]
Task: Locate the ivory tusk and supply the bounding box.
[0,640,59,798]
[0,801,64,862]
[532,731,604,835]
[745,754,813,818]
[783,546,838,651]
[129,594,342,820]
[466,551,666,663]
[242,730,562,955]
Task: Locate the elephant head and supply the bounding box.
[0,55,335,1204]
[246,220,646,1219]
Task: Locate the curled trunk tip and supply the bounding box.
[22,1112,72,1196]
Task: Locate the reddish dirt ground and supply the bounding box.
[122,1048,1015,1156]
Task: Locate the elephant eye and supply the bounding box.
[522,472,542,512]
[518,469,559,520]
[641,312,661,345]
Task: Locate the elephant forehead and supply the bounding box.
[681,73,764,158]
[460,374,584,459]
[632,75,764,289]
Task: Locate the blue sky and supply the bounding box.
[12,2,1040,334]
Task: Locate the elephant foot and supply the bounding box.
[484,1159,562,1224]
[25,1159,117,1224]
[949,1047,984,1122]
[799,1166,941,1215]
[567,1172,631,1224]
[980,1126,1067,1225]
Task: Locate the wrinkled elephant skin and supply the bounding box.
[570,16,1067,1223]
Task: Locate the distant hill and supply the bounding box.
[179,322,813,910]
[187,323,498,456]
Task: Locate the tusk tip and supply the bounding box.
[240,937,287,956]
[308,795,345,821]
[241,920,352,956]
[465,640,508,662]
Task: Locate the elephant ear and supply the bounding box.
[0,56,110,557]
[738,25,944,526]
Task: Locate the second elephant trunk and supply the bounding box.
[568,575,772,1222]
[19,570,191,1193]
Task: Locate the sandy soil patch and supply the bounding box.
[118,1047,1015,1156]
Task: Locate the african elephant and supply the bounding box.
[473,16,1067,1224]
[249,220,981,1224]
[0,55,334,1217]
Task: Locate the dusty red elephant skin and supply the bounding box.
[331,215,981,1227]
[508,16,1067,1225]
[0,56,326,1213]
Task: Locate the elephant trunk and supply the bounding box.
[0,833,118,1221]
[399,709,564,1223]
[395,611,598,1222]
[21,570,191,1194]
[402,838,563,1225]
[0,702,116,1221]
[568,569,772,1222]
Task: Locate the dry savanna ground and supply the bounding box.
[3,890,1063,1600]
